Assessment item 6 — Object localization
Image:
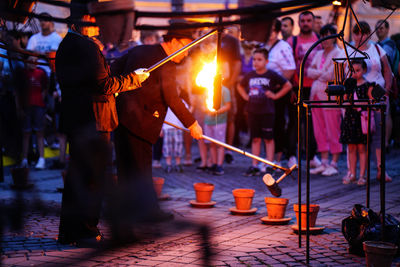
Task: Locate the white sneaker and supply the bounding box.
[152,160,162,168]
[321,165,338,176]
[21,158,28,168]
[258,162,267,173]
[288,156,298,168]
[310,155,322,168]
[35,157,46,169]
[310,164,326,174]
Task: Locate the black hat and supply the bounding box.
[163,19,194,40]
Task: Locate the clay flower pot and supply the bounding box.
[11,167,29,187]
[153,177,165,198]
[193,183,214,203]
[293,204,320,228]
[265,197,289,219]
[363,241,398,267]
[232,188,255,210]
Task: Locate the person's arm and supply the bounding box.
[381,54,392,92]
[237,82,249,101]
[281,69,295,80]
[306,54,321,80]
[265,81,292,100]
[89,41,148,95]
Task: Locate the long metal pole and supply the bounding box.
[380,106,386,240]
[164,121,293,172]
[146,29,217,73]
[366,106,371,208]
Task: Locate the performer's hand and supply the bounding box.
[188,121,203,140]
[134,68,150,83]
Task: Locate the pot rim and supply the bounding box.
[232,188,255,197]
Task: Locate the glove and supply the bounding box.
[188,121,203,140]
[134,68,150,83]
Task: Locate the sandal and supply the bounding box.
[342,172,356,185]
[357,176,366,186]
[377,168,392,182]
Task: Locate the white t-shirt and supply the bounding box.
[266,39,296,76]
[27,31,62,75]
[347,43,387,87]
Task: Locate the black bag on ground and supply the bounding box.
[342,204,400,255]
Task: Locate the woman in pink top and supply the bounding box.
[307,24,343,176]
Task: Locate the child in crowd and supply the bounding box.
[237,48,292,176]
[20,57,48,169]
[203,86,231,175]
[162,107,185,173]
[340,59,370,185]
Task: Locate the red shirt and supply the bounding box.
[288,33,321,88]
[26,67,47,107]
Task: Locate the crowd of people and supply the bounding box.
[1,7,400,244]
[2,11,400,180]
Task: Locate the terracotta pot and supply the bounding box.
[265,197,289,219]
[232,189,255,210]
[11,167,29,186]
[293,204,320,228]
[193,183,214,203]
[153,177,165,198]
[363,241,397,267]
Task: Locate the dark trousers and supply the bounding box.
[114,125,159,221]
[152,137,163,161]
[58,126,109,243]
[298,87,317,159]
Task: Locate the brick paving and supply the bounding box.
[1,145,400,266]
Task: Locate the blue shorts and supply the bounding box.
[248,113,274,140]
[23,106,46,132]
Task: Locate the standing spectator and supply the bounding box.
[27,12,62,77]
[20,57,48,169]
[162,107,185,173]
[376,20,399,150]
[203,86,231,175]
[237,48,291,176]
[26,12,62,168]
[307,24,343,176]
[221,28,241,163]
[265,19,296,170]
[287,10,322,168]
[340,60,369,185]
[313,15,323,37]
[281,17,294,41]
[347,21,393,182]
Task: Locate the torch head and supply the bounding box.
[263,173,282,197]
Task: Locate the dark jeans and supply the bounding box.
[59,126,109,243]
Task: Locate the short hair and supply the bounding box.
[320,24,337,36]
[140,30,159,43]
[352,21,371,35]
[282,17,294,26]
[299,11,315,20]
[272,19,281,33]
[351,59,367,71]
[315,15,322,20]
[253,48,269,60]
[376,19,389,29]
[38,12,53,22]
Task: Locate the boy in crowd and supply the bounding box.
[237,48,292,176]
[204,86,231,175]
[20,57,48,169]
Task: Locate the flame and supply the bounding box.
[196,58,217,111]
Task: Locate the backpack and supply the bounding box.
[379,38,400,76]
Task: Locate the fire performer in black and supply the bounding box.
[111,22,203,224]
[56,10,149,244]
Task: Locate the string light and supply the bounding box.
[332,0,342,6]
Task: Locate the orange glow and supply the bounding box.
[196,57,217,111]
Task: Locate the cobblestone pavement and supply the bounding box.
[1,144,400,266]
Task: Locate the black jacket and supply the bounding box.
[112,44,195,144]
[56,32,141,134]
